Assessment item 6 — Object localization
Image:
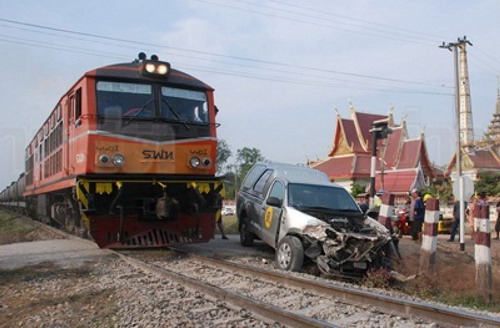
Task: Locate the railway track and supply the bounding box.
[120,248,500,328]
[17,215,500,327]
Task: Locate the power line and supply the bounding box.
[0,37,452,96]
[195,0,436,46]
[0,24,422,89]
[234,0,443,43]
[267,0,450,41]
[475,48,500,66]
[0,17,451,89]
[469,53,500,75]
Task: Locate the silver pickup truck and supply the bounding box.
[236,162,394,278]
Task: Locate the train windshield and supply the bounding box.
[96,82,209,124]
[161,87,209,124]
[97,81,155,118]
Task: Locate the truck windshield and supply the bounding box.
[161,87,208,124]
[288,184,360,212]
[96,81,155,118]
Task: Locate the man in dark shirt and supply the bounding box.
[448,195,467,242]
[358,194,370,214]
[410,189,425,241]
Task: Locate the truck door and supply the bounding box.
[249,170,273,233]
[260,181,285,248]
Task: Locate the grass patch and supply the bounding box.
[0,262,93,285]
[0,210,36,244]
[220,214,239,234]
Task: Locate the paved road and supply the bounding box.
[0,238,111,269]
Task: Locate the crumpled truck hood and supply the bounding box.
[282,206,393,268]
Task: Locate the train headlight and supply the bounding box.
[99,154,110,165]
[189,157,201,168]
[145,63,156,73]
[113,154,125,167]
[157,64,168,75]
[142,60,171,77]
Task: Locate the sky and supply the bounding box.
[0,0,499,188]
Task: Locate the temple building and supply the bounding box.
[446,90,500,179]
[310,104,434,196]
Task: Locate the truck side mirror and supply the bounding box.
[267,196,282,208]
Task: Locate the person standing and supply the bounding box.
[468,192,487,240]
[359,194,370,214]
[410,189,425,241]
[494,201,500,240]
[448,195,467,242]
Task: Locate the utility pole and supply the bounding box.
[440,36,472,252]
[369,119,392,207]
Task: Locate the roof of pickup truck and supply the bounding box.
[256,162,340,187]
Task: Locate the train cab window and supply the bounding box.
[161,87,208,124]
[69,95,74,121]
[75,88,82,120]
[96,81,154,118]
[56,105,61,121]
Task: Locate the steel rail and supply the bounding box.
[171,247,500,328]
[113,251,338,328]
[17,214,500,327]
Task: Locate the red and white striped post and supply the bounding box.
[378,192,395,231]
[420,198,439,273]
[474,204,492,302]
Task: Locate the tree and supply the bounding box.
[236,147,264,184]
[350,183,366,197]
[475,173,500,197]
[216,139,232,174]
[223,170,237,199]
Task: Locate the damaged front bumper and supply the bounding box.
[301,215,394,278]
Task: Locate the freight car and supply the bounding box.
[0,53,224,249]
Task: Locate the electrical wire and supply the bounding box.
[194,0,436,46]
[266,0,450,41]
[0,37,452,96]
[233,0,443,43]
[0,17,451,89]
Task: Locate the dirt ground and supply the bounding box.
[2,209,499,326]
[391,234,500,311]
[0,211,117,327]
[0,261,117,328]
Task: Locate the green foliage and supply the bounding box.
[236,147,264,183]
[216,139,232,174]
[363,268,392,289]
[223,171,237,199]
[350,183,366,197]
[475,173,500,197]
[419,183,453,202]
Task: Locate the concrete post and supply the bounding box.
[474,204,492,302]
[420,198,439,273]
[378,192,395,231]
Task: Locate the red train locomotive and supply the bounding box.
[0,53,224,248]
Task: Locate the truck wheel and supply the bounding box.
[276,236,304,272]
[240,221,254,247]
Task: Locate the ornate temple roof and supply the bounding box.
[312,104,434,194]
